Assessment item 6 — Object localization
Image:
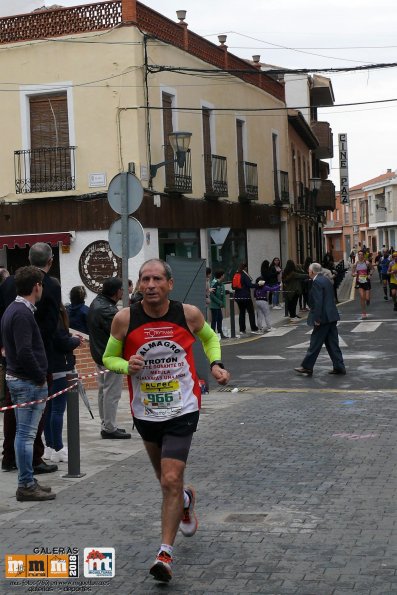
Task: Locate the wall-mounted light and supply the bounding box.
[309,177,322,192]
[150,131,192,179]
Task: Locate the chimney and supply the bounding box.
[122,0,137,23]
[387,168,392,173]
[176,10,188,50]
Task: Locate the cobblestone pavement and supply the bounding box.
[2,273,397,594]
[2,379,397,594]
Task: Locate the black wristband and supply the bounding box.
[210,360,225,370]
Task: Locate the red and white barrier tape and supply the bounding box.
[0,381,79,412]
[0,367,111,412]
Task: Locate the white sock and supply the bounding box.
[159,544,173,558]
[183,489,190,508]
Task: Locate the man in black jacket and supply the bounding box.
[88,277,130,439]
[1,243,61,474]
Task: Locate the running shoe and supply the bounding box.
[179,486,198,537]
[149,551,173,582]
[43,446,54,460]
[361,313,367,319]
[273,305,282,310]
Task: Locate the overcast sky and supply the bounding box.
[3,0,397,188]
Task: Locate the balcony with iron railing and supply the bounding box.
[274,170,289,205]
[14,147,76,194]
[204,154,228,199]
[238,161,258,201]
[293,181,305,213]
[164,148,192,194]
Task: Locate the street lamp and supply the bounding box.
[150,131,192,178]
[309,177,322,194]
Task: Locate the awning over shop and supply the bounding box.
[0,232,71,249]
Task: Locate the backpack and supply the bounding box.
[232,272,242,290]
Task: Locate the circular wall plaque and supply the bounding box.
[78,240,122,294]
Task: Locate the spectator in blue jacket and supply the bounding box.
[66,286,89,335]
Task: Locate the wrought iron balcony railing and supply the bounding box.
[293,181,305,213]
[204,154,228,198]
[14,146,76,193]
[275,170,289,204]
[164,148,192,194]
[238,161,258,201]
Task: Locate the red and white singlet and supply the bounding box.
[123,300,201,421]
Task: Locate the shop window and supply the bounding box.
[209,228,247,283]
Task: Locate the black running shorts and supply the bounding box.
[133,411,200,460]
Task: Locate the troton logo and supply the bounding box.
[144,327,174,339]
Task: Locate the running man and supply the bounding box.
[379,249,391,301]
[102,259,230,583]
[387,251,397,312]
[352,250,373,319]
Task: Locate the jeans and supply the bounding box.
[269,288,279,306]
[44,376,68,451]
[7,378,47,488]
[210,308,223,334]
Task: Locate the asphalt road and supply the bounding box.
[217,280,397,393]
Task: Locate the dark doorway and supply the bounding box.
[6,245,60,279]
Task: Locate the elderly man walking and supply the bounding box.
[294,262,346,377]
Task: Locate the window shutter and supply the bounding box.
[30,93,69,148]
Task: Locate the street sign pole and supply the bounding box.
[120,172,129,307]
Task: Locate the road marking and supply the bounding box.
[237,355,284,360]
[351,322,382,333]
[287,335,348,348]
[338,319,396,323]
[335,353,376,359]
[222,387,397,395]
[261,327,297,337]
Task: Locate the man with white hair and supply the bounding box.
[294,262,346,377]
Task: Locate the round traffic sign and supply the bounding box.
[108,172,144,215]
[108,217,144,259]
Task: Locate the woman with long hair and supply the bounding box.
[269,257,282,309]
[282,259,308,321]
[233,262,262,335]
[300,256,313,312]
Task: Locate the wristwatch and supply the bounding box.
[210,360,225,370]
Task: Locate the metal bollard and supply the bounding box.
[229,294,236,338]
[63,372,85,478]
